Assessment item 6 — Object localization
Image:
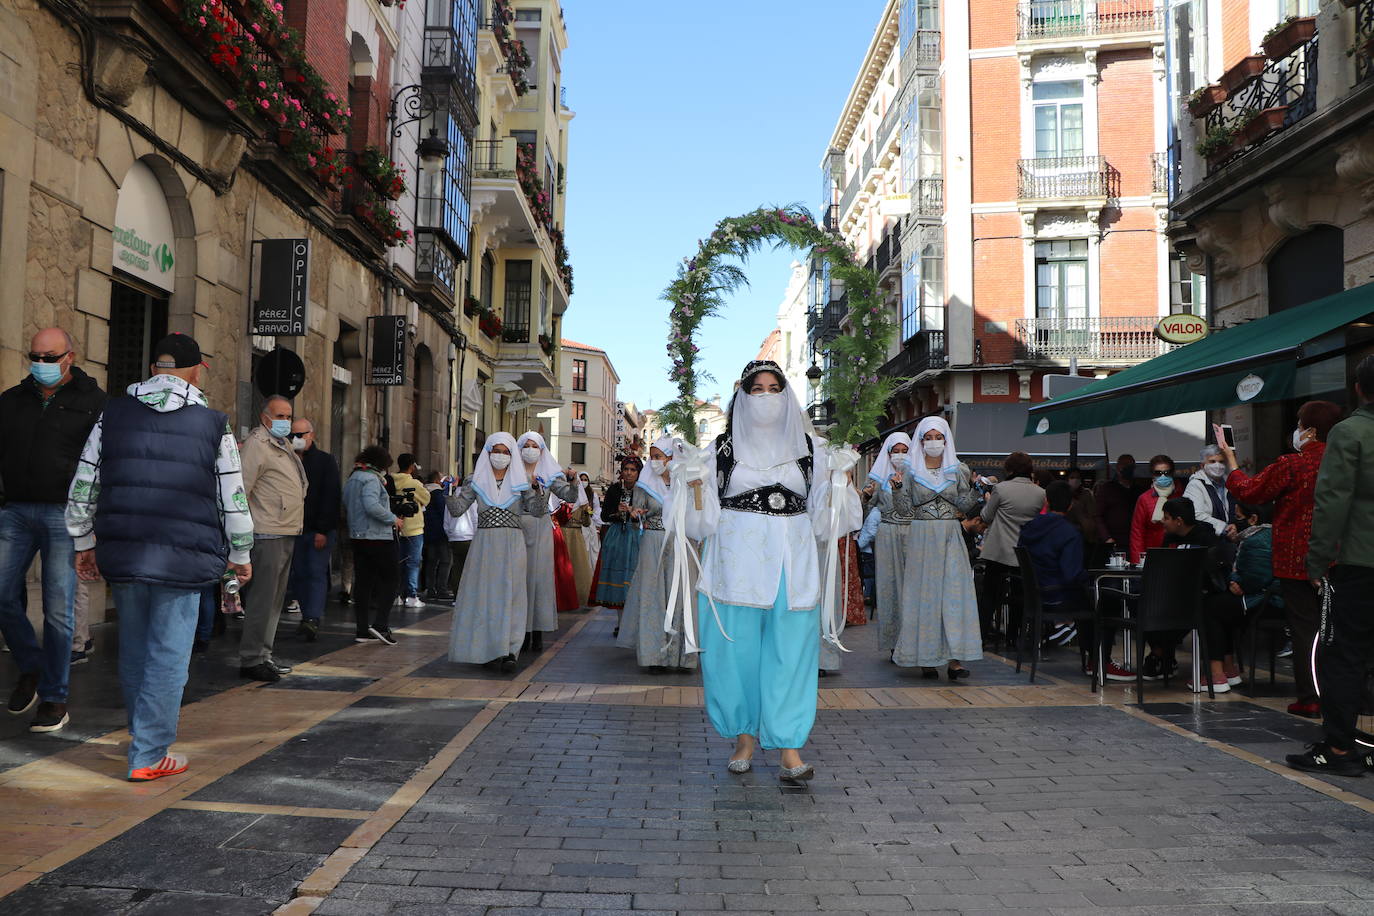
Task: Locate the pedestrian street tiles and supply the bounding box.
[2,594,1374,915]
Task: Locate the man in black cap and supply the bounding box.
[0,326,107,733]
[66,333,255,781]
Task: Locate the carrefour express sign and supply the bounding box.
[113,161,176,293]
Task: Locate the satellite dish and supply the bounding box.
[255,347,307,399]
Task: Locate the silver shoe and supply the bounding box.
[778,764,814,783]
[726,759,752,774]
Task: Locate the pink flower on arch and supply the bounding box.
[225,98,238,110]
[260,99,270,108]
[258,80,267,89]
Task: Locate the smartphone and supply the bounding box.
[1218,424,1235,448]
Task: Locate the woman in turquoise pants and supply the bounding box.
[677,361,859,783]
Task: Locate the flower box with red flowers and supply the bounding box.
[478,310,503,338]
[357,146,407,201]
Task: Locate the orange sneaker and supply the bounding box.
[128,753,188,782]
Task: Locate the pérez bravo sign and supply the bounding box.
[1154,313,1208,345]
[113,161,176,293]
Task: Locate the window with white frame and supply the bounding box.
[1034,239,1088,319]
[1169,253,1207,318]
[1032,81,1084,160]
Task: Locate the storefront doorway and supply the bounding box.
[107,279,168,395]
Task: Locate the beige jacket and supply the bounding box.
[240,426,308,536]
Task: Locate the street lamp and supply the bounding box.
[388,84,446,160]
[806,363,822,390]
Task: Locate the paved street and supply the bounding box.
[2,604,1373,915]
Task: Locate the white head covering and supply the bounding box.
[911,416,961,489]
[868,432,913,490]
[517,431,564,485]
[573,473,600,517]
[638,434,676,503]
[726,360,812,470]
[470,431,530,508]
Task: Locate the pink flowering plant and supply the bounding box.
[660,205,894,446]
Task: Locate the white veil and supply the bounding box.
[637,434,675,503]
[726,360,813,470]
[517,431,564,485]
[470,431,530,507]
[867,432,913,490]
[911,416,961,489]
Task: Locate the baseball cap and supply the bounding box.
[151,333,209,369]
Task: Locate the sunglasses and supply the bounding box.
[28,351,69,363]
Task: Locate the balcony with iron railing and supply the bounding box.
[1194,31,1319,174]
[880,329,947,379]
[1151,151,1170,195]
[1016,0,1163,41]
[1017,156,1120,201]
[807,297,848,343]
[916,177,943,216]
[1014,316,1172,363]
[421,26,477,115]
[838,169,862,220]
[822,203,840,233]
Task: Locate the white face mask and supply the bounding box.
[923,439,946,458]
[891,453,909,468]
[647,459,665,476]
[748,391,787,425]
[488,452,512,470]
[291,435,308,452]
[1203,461,1227,479]
[520,446,542,465]
[1292,427,1308,452]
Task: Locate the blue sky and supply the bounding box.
[559,1,884,411]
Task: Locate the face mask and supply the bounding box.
[488,452,512,470]
[413,464,421,473]
[269,419,291,439]
[1203,461,1226,480]
[647,459,665,476]
[1154,474,1172,490]
[291,436,308,452]
[891,453,909,468]
[1292,427,1308,452]
[748,392,787,425]
[923,440,946,458]
[29,362,63,387]
[521,446,542,465]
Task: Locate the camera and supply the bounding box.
[391,487,420,518]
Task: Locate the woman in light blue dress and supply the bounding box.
[892,416,984,679]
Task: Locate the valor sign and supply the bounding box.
[367,315,407,386]
[251,239,311,336]
[1154,313,1209,345]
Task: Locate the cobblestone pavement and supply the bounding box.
[2,604,1373,915]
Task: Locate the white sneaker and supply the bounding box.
[283,600,301,615]
[407,596,425,608]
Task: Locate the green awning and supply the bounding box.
[1025,281,1374,436]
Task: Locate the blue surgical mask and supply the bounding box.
[30,362,63,387]
[269,419,291,439]
[1154,474,1172,490]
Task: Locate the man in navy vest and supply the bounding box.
[65,333,255,782]
[0,327,107,733]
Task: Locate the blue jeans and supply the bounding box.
[287,532,334,622]
[0,504,76,703]
[112,582,199,771]
[399,534,423,598]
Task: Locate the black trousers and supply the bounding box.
[1202,592,1248,661]
[447,540,471,594]
[979,560,1020,636]
[1281,577,1321,705]
[422,540,452,595]
[1318,564,1374,751]
[351,538,398,636]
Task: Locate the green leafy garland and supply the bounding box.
[661,205,895,446]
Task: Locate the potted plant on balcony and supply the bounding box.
[1262,15,1316,60]
[538,333,555,356]
[1219,54,1267,94]
[358,146,407,200]
[464,295,482,317]
[478,309,503,338]
[1238,105,1289,145]
[1196,123,1241,167]
[1186,83,1228,118]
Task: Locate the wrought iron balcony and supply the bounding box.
[838,170,862,219]
[916,177,943,216]
[880,330,947,378]
[1016,0,1163,40]
[415,231,457,301]
[874,224,902,275]
[1151,151,1170,194]
[1359,0,1374,83]
[1014,316,1169,362]
[1199,36,1319,173]
[501,322,531,344]
[807,298,848,342]
[422,26,477,114]
[473,138,513,173]
[1017,156,1120,200]
[822,203,840,233]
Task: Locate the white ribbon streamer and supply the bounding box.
[663,438,728,654]
[820,444,861,653]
